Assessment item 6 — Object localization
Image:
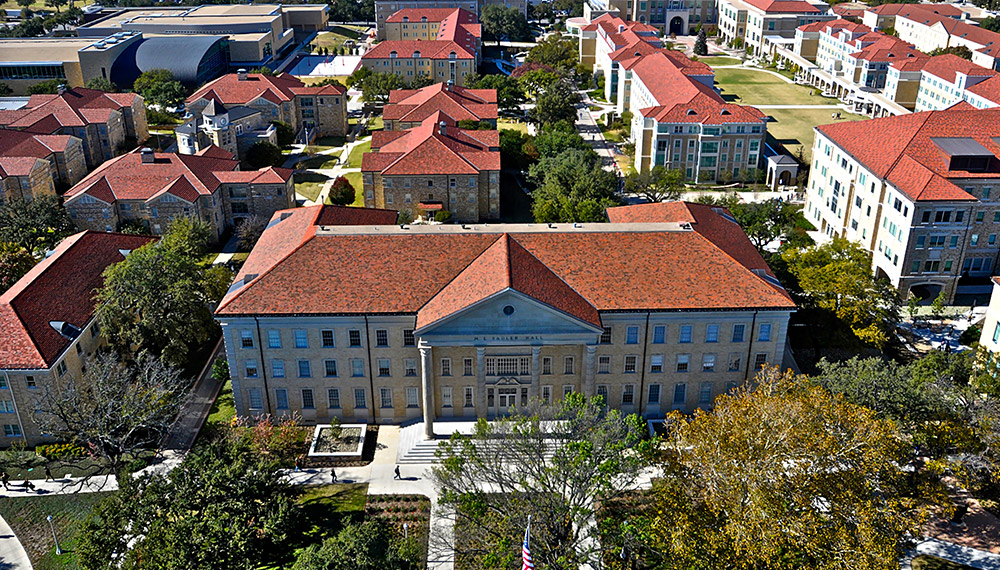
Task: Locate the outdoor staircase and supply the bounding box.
[395,420,564,464]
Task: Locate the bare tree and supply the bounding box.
[33,351,190,475]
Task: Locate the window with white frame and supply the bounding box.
[321,330,335,348]
[328,388,341,409]
[648,383,661,404]
[404,359,418,377]
[240,329,254,348]
[441,358,452,376]
[564,356,575,375]
[271,359,285,378]
[758,323,772,342]
[702,354,716,372]
[676,354,689,372]
[349,329,362,347]
[275,388,289,410]
[406,387,419,408]
[728,352,742,371]
[542,357,552,375]
[248,388,263,410]
[754,352,768,369]
[294,329,308,348]
[354,388,366,409]
[626,326,639,344]
[624,355,637,373]
[351,359,365,377]
[706,324,719,343]
[464,386,474,407]
[298,360,311,378]
[596,385,608,405]
[542,385,551,404]
[245,359,259,378]
[3,424,22,437]
[0,399,14,413]
[380,388,393,408]
[403,329,415,346]
[324,359,338,377]
[732,323,746,342]
[375,329,389,347]
[622,384,635,405]
[649,354,664,373]
[442,387,453,407]
[598,355,611,373]
[673,383,687,407]
[679,325,693,343]
[600,327,612,344]
[699,382,713,404]
[463,358,474,376]
[562,384,573,397]
[652,325,665,344]
[378,359,391,377]
[268,329,281,348]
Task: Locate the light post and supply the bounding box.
[403,522,409,539]
[46,515,62,555]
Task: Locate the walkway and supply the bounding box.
[0,515,31,570]
[575,93,620,176]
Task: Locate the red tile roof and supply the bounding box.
[744,0,822,14]
[217,221,797,318]
[0,129,75,161]
[362,116,499,175]
[64,148,249,203]
[965,74,1000,105]
[868,3,962,18]
[313,204,400,226]
[0,156,44,178]
[362,39,475,60]
[0,231,156,369]
[816,107,1000,201]
[384,82,498,123]
[187,73,345,106]
[0,88,139,132]
[797,18,866,33]
[920,53,996,84]
[385,7,464,22]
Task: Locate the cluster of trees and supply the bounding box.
[480,4,530,44]
[0,4,82,38]
[929,45,974,60]
[347,67,433,104]
[133,68,187,109]
[0,196,76,292]
[327,0,374,24]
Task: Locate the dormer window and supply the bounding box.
[390,51,398,58]
[449,51,457,59]
[414,50,421,58]
[421,16,427,21]
[402,16,409,22]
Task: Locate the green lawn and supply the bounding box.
[295,172,331,202]
[714,68,834,106]
[0,492,108,570]
[311,25,364,54]
[498,118,529,134]
[347,140,371,168]
[368,116,384,132]
[346,171,364,206]
[299,151,342,170]
[912,556,979,570]
[700,55,742,67]
[763,107,865,164]
[1,0,97,11]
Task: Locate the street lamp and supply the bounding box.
[403,522,409,539]
[46,515,62,555]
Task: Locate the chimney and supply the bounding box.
[438,120,447,136]
[57,84,66,95]
[237,68,248,81]
[140,147,155,164]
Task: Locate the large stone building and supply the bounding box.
[374,0,524,37]
[186,71,348,143]
[215,201,795,433]
[380,7,481,49]
[63,147,293,238]
[717,0,834,55]
[0,129,87,191]
[804,106,1000,302]
[361,116,500,222]
[0,231,156,447]
[0,157,55,204]
[578,13,664,103]
[176,99,280,160]
[0,87,147,169]
[383,82,497,130]
[581,0,716,35]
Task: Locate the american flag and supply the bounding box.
[522,516,534,570]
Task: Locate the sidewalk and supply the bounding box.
[0,515,31,570]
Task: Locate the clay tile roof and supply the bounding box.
[385,7,462,22]
[816,107,1000,201]
[744,0,821,14]
[0,129,69,161]
[195,145,237,159]
[362,117,499,175]
[921,53,997,83]
[965,74,1000,104]
[214,167,293,184]
[415,233,602,330]
[0,231,157,370]
[64,149,238,203]
[313,204,399,226]
[187,73,329,105]
[383,82,498,122]
[361,40,474,60]
[0,157,43,177]
[0,88,136,131]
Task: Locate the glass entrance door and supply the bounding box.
[497,388,517,412]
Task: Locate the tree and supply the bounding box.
[358,71,404,104]
[782,237,901,348]
[77,435,300,570]
[693,28,708,56]
[249,66,275,76]
[624,166,684,202]
[499,128,534,171]
[480,4,530,44]
[727,198,803,252]
[346,66,373,89]
[0,82,11,96]
[96,228,218,367]
[84,77,117,92]
[516,67,561,97]
[433,394,654,570]
[245,141,285,169]
[328,175,356,205]
[929,45,973,60]
[930,289,947,320]
[532,121,589,158]
[28,79,65,94]
[0,195,75,256]
[33,351,189,474]
[650,367,925,570]
[529,79,580,125]
[271,120,295,148]
[133,69,187,108]
[982,16,1000,32]
[529,149,621,222]
[467,73,526,114]
[409,73,434,89]
[159,216,214,259]
[44,0,67,13]
[0,242,35,292]
[526,35,578,71]
[236,214,269,251]
[292,521,420,570]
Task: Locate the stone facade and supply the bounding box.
[0,158,56,203]
[363,171,499,222]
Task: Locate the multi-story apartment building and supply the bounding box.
[861,2,963,33]
[0,231,156,447]
[613,48,712,114]
[0,157,55,203]
[865,3,1000,71]
[582,0,716,35]
[63,147,293,238]
[812,21,924,90]
[627,51,767,179]
[214,201,795,433]
[361,9,480,86]
[914,54,998,112]
[176,99,279,160]
[0,129,87,190]
[804,106,1000,302]
[361,116,500,222]
[186,71,348,141]
[381,7,481,50]
[374,0,524,37]
[717,0,833,55]
[0,87,147,169]
[383,82,497,131]
[578,14,663,101]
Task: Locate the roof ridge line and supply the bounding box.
[505,234,599,312]
[883,112,936,182]
[413,233,507,314]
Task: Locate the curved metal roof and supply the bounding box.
[134,35,226,85]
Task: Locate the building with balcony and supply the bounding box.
[214,201,795,432]
[0,231,156,447]
[804,106,1000,302]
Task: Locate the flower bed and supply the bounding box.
[308,423,366,458]
[366,494,431,565]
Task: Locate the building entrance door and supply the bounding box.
[497,388,517,413]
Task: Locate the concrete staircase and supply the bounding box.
[395,420,564,464]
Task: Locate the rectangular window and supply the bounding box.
[240,329,254,348]
[652,325,665,344]
[3,424,22,437]
[706,324,719,343]
[463,358,474,376]
[699,382,713,404]
[351,359,365,377]
[441,358,452,376]
[597,385,608,405]
[354,388,366,409]
[324,359,338,377]
[994,322,1000,343]
[328,388,341,409]
[600,327,612,344]
[702,354,716,372]
[375,329,389,347]
[349,330,362,347]
[622,384,635,405]
[245,359,259,378]
[728,352,742,371]
[404,359,418,377]
[754,353,768,369]
[542,357,552,375]
[0,399,12,413]
[625,326,639,344]
[650,355,664,373]
[443,387,453,407]
[564,356,575,375]
[321,330,335,348]
[679,325,693,343]
[648,384,661,404]
[275,388,289,410]
[407,387,419,408]
[378,358,391,376]
[464,386,474,407]
[294,330,308,349]
[248,387,263,410]
[624,355,637,373]
[598,355,611,374]
[267,330,281,348]
[271,359,285,378]
[732,324,746,343]
[676,354,690,372]
[403,329,415,346]
[298,360,311,378]
[380,387,393,408]
[301,389,315,410]
[542,385,552,404]
[563,385,573,397]
[758,323,772,342]
[673,383,687,406]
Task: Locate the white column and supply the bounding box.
[476,347,487,416]
[584,345,597,397]
[420,342,435,439]
[530,346,540,403]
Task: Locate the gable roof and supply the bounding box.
[0,88,138,132]
[744,0,822,14]
[362,39,475,60]
[920,53,996,84]
[816,107,1000,201]
[0,129,76,161]
[0,231,157,370]
[187,73,345,106]
[0,156,45,178]
[362,117,499,175]
[384,82,498,123]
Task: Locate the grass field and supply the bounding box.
[763,108,865,163]
[345,171,364,206]
[295,172,330,202]
[714,68,834,106]
[498,118,529,134]
[0,492,108,570]
[300,151,342,170]
[300,75,351,86]
[0,0,97,11]
[347,140,371,168]
[311,25,365,54]
[700,55,742,67]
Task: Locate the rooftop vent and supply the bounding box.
[117,248,132,257]
[237,68,248,81]
[438,120,447,135]
[49,321,82,340]
[140,147,155,164]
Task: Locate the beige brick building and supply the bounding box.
[0,231,156,447]
[0,158,55,203]
[362,115,500,222]
[215,202,795,433]
[383,82,497,131]
[0,129,87,191]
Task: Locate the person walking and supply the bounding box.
[1,471,8,490]
[394,465,401,480]
[44,466,53,482]
[294,456,302,472]
[331,467,338,483]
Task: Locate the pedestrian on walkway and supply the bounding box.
[21,478,34,492]
[394,465,401,480]
[1,471,8,490]
[331,467,337,483]
[294,456,303,472]
[44,466,53,482]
